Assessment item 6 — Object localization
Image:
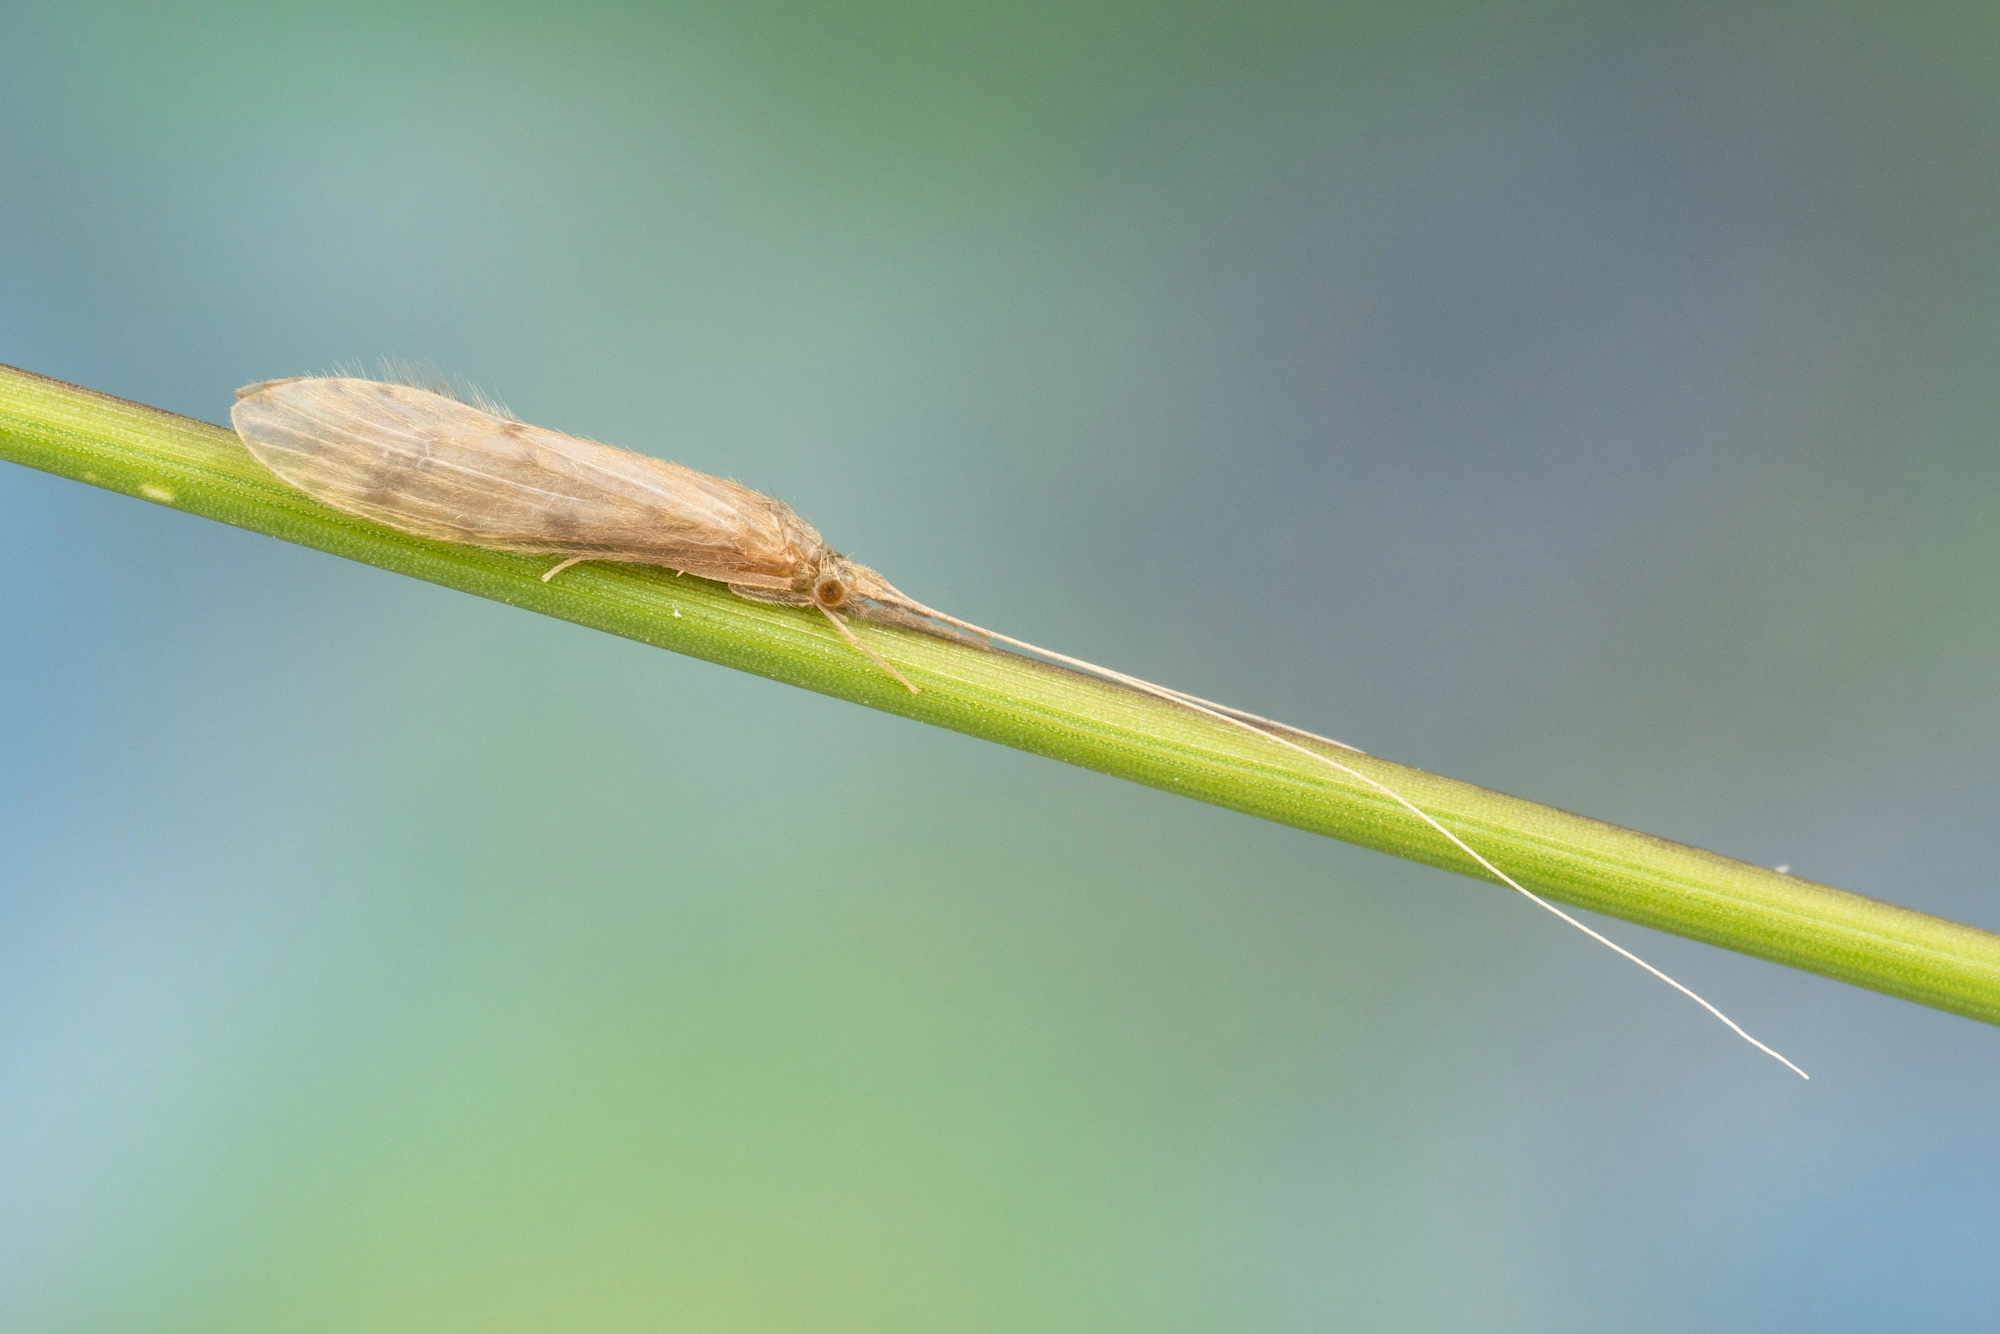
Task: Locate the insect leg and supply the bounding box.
[542,555,589,582]
[817,604,919,695]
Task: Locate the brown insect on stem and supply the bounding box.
[231,373,1806,1078]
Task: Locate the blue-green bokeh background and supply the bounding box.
[4,3,1998,1327]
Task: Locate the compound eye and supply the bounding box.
[815,577,849,607]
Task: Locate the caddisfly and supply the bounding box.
[231,373,1807,1078]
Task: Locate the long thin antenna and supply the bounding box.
[883,592,1807,1079]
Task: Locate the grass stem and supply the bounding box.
[6,362,1998,1027]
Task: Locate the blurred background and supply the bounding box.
[3,1,1997,1328]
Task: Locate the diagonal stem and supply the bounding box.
[5,361,1999,1029]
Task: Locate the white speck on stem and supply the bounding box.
[139,483,175,504]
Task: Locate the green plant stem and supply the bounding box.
[6,361,1999,1026]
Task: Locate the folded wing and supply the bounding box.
[231,377,818,586]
